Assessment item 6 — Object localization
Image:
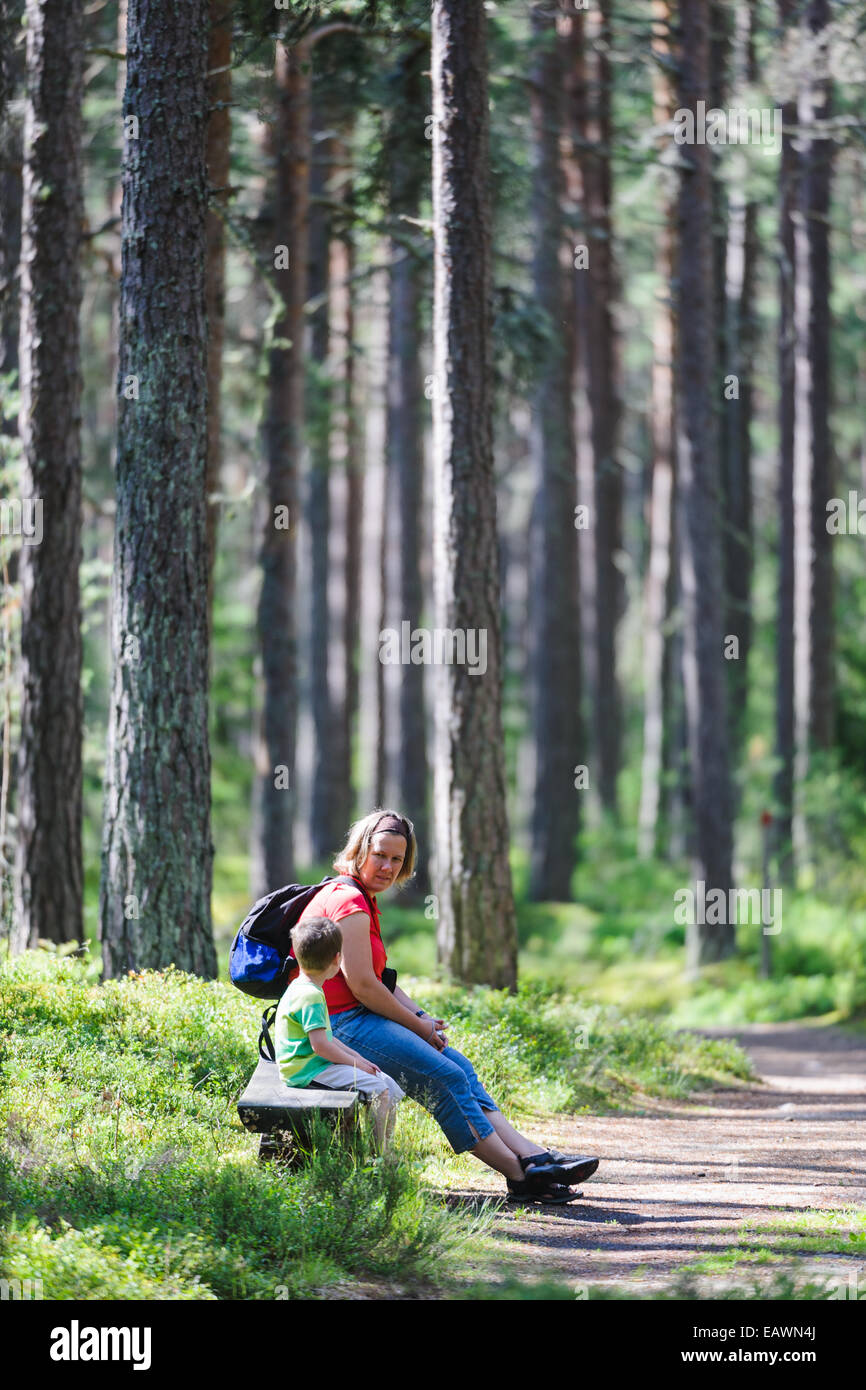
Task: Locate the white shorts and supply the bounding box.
[313,1063,405,1104]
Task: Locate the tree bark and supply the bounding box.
[431,0,517,988]
[100,0,215,976]
[577,2,622,820]
[0,0,24,424]
[13,0,84,950]
[385,42,430,895]
[308,109,335,863]
[204,0,232,632]
[329,124,361,853]
[774,0,797,885]
[638,0,677,860]
[720,2,757,753]
[528,3,580,901]
[805,0,834,751]
[254,37,310,893]
[674,0,734,963]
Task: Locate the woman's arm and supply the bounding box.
[338,912,445,1049]
[392,983,425,1014]
[392,983,447,1039]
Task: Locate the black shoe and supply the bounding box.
[506,1177,583,1206]
[520,1152,600,1185]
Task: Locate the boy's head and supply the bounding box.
[291,916,343,977]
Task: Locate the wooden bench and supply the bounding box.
[237,1057,365,1166]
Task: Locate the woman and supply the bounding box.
[295,808,600,1204]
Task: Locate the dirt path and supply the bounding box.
[448,1023,866,1295]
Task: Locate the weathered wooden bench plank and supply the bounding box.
[237,1057,360,1133]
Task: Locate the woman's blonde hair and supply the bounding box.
[333,807,417,889]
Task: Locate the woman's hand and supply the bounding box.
[424,1020,448,1051]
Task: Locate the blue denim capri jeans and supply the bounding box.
[331,1005,499,1153]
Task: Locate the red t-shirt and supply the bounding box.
[296,879,386,1014]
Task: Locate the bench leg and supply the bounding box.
[258,1133,304,1169]
[256,1104,367,1169]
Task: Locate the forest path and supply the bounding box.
[447,1023,866,1295]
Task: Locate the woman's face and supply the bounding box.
[358,832,406,894]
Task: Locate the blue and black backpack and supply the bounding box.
[229,874,376,1001]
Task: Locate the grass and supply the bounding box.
[450,1270,864,1300]
[0,951,482,1300]
[0,948,754,1300]
[672,1207,866,1284]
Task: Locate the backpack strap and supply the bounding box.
[332,874,378,920]
[331,875,397,994]
[258,1003,278,1063]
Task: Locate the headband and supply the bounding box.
[372,814,411,841]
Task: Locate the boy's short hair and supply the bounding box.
[291,916,342,972]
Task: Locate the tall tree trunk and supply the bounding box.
[720,2,757,753]
[254,37,310,893]
[528,3,580,901]
[308,110,335,862]
[774,0,797,885]
[674,0,734,963]
[205,0,232,630]
[805,0,834,751]
[431,0,516,988]
[12,0,84,950]
[578,2,622,820]
[386,43,430,895]
[329,124,361,851]
[101,0,215,976]
[0,0,24,430]
[638,0,677,860]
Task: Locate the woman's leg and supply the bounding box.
[437,1047,546,1161]
[484,1110,547,1160]
[332,1010,521,1172]
[467,1131,525,1181]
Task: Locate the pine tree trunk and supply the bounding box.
[638,0,676,860]
[805,0,834,751]
[0,0,24,425]
[579,3,622,820]
[431,0,516,988]
[204,0,232,630]
[101,0,215,976]
[255,38,309,891]
[386,43,430,895]
[528,2,580,901]
[674,0,734,962]
[720,2,756,753]
[308,112,335,862]
[774,0,797,885]
[13,0,84,950]
[329,126,361,851]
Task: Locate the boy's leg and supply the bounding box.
[311,1064,403,1152]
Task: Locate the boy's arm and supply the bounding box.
[307,1029,378,1073]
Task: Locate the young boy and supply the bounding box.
[274,916,404,1150]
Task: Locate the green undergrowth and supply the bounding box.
[405,975,755,1115]
[0,952,482,1300]
[0,951,754,1299]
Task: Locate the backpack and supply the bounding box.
[229,874,377,1002]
